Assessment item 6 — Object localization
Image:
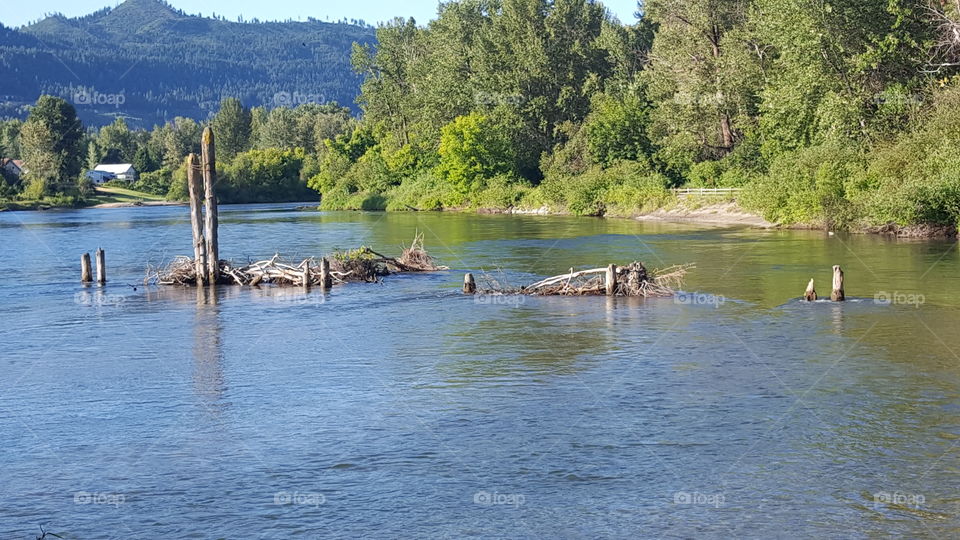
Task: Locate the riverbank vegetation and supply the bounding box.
[4,0,960,231]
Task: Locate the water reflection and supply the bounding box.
[193,286,225,413]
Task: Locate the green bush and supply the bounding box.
[536,160,671,216]
[740,142,864,228]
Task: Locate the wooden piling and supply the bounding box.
[605,264,617,296]
[463,273,476,294]
[803,278,817,301]
[302,261,311,288]
[831,265,845,302]
[81,253,92,283]
[202,127,219,284]
[320,258,332,289]
[187,153,206,285]
[95,248,106,285]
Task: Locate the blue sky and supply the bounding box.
[6,0,640,28]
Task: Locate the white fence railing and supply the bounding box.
[671,188,742,197]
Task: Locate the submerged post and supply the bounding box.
[81,253,92,283]
[187,153,206,285]
[95,248,106,285]
[831,265,845,302]
[605,264,617,296]
[803,279,817,301]
[320,258,332,289]
[463,273,476,294]
[202,127,219,284]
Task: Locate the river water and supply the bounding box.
[1,204,958,538]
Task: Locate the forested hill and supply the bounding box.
[0,0,375,127]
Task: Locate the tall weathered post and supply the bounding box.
[831,265,845,302]
[95,248,106,285]
[202,127,219,284]
[187,153,206,285]
[81,253,92,283]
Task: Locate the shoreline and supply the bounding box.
[6,197,957,238]
[87,200,187,209]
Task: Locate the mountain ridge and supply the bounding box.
[0,0,375,127]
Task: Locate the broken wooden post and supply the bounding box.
[320,258,332,289]
[187,153,206,285]
[95,248,106,285]
[202,127,219,284]
[605,264,617,296]
[463,273,476,294]
[803,279,817,301]
[831,265,845,302]
[302,261,311,288]
[81,253,92,283]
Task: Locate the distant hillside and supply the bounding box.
[0,0,375,127]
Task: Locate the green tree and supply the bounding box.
[754,0,929,154]
[211,97,252,159]
[644,0,762,168]
[19,95,84,195]
[436,113,516,193]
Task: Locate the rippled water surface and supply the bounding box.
[1,204,959,538]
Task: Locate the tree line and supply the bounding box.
[0,96,353,205]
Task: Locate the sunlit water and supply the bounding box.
[1,204,958,538]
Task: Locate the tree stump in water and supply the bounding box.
[463,273,476,294]
[605,264,617,296]
[81,253,92,283]
[320,258,333,289]
[803,279,817,301]
[95,248,106,285]
[831,265,844,302]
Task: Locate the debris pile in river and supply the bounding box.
[152,235,447,286]
[471,261,692,297]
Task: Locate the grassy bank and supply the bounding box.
[0,186,167,211]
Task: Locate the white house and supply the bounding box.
[1,158,23,179]
[88,163,137,184]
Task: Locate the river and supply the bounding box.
[1,204,958,538]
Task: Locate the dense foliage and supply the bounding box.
[301,0,960,229]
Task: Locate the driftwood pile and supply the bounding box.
[152,235,447,286]
[468,261,692,297]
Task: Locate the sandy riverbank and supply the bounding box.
[634,202,774,228]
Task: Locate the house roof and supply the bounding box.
[1,158,22,169]
[94,163,135,174]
